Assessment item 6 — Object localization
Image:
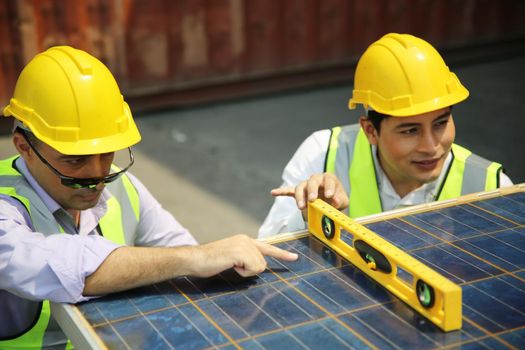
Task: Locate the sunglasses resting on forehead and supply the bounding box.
[17,127,134,189]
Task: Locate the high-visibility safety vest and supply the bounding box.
[0,156,140,349]
[324,125,502,218]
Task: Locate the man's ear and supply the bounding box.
[359,116,379,146]
[12,132,32,161]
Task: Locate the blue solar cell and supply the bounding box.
[455,236,525,271]
[366,219,436,250]
[474,196,525,224]
[413,244,504,283]
[463,281,525,332]
[288,318,371,349]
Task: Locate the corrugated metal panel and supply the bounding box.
[0,0,524,114]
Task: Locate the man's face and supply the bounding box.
[18,137,114,211]
[361,107,455,195]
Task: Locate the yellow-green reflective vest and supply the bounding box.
[325,125,502,218]
[0,156,140,349]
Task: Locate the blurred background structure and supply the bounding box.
[1,0,524,242]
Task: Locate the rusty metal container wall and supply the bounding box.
[1,0,525,112]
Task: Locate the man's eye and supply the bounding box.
[65,158,85,166]
[400,128,418,135]
[434,119,448,127]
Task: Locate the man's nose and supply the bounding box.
[85,155,110,178]
[418,129,439,153]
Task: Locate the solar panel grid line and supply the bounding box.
[89,295,176,327]
[228,317,322,349]
[459,315,517,350]
[212,314,356,349]
[265,266,379,349]
[268,260,378,348]
[105,319,130,350]
[470,282,525,326]
[244,317,358,350]
[398,228,520,282]
[275,271,388,320]
[310,268,444,348]
[460,236,525,273]
[173,300,221,349]
[237,286,291,330]
[91,296,148,350]
[402,233,508,282]
[314,269,409,317]
[89,282,233,349]
[262,277,320,321]
[490,230,525,256]
[355,184,525,226]
[49,302,109,350]
[151,293,238,349]
[200,299,251,342]
[285,272,354,313]
[352,302,445,349]
[170,246,358,348]
[395,215,524,282]
[131,306,175,350]
[461,303,511,336]
[346,314,404,350]
[462,203,521,227]
[174,281,246,349]
[307,325,357,350]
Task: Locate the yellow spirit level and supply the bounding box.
[307,199,462,332]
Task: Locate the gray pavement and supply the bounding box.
[1,54,524,243]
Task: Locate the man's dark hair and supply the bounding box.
[367,106,454,134]
[15,127,42,149]
[367,110,389,134]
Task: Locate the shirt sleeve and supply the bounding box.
[126,172,198,247]
[499,171,513,187]
[0,197,120,303]
[258,130,331,238]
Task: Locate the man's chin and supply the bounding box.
[71,194,101,210]
[415,172,441,185]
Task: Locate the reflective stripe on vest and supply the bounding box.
[0,157,140,349]
[324,125,502,218]
[438,144,501,199]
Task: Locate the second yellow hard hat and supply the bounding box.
[349,33,469,117]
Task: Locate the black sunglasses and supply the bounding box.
[19,128,134,189]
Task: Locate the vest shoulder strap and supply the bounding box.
[325,125,382,218]
[438,144,502,200]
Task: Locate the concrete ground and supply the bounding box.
[1,53,524,243]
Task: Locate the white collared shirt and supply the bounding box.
[258,129,513,238]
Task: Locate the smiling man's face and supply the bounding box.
[361,107,455,197]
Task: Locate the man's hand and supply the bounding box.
[271,173,349,218]
[191,234,298,278]
[84,235,298,296]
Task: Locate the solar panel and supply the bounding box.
[53,185,525,349]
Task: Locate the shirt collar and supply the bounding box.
[371,145,452,207]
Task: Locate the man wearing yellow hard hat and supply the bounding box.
[259,33,512,237]
[0,46,298,349]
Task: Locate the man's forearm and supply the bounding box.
[83,234,298,297]
[83,245,196,296]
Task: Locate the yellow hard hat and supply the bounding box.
[349,33,469,117]
[3,46,141,154]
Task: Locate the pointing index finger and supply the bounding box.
[255,241,299,262]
